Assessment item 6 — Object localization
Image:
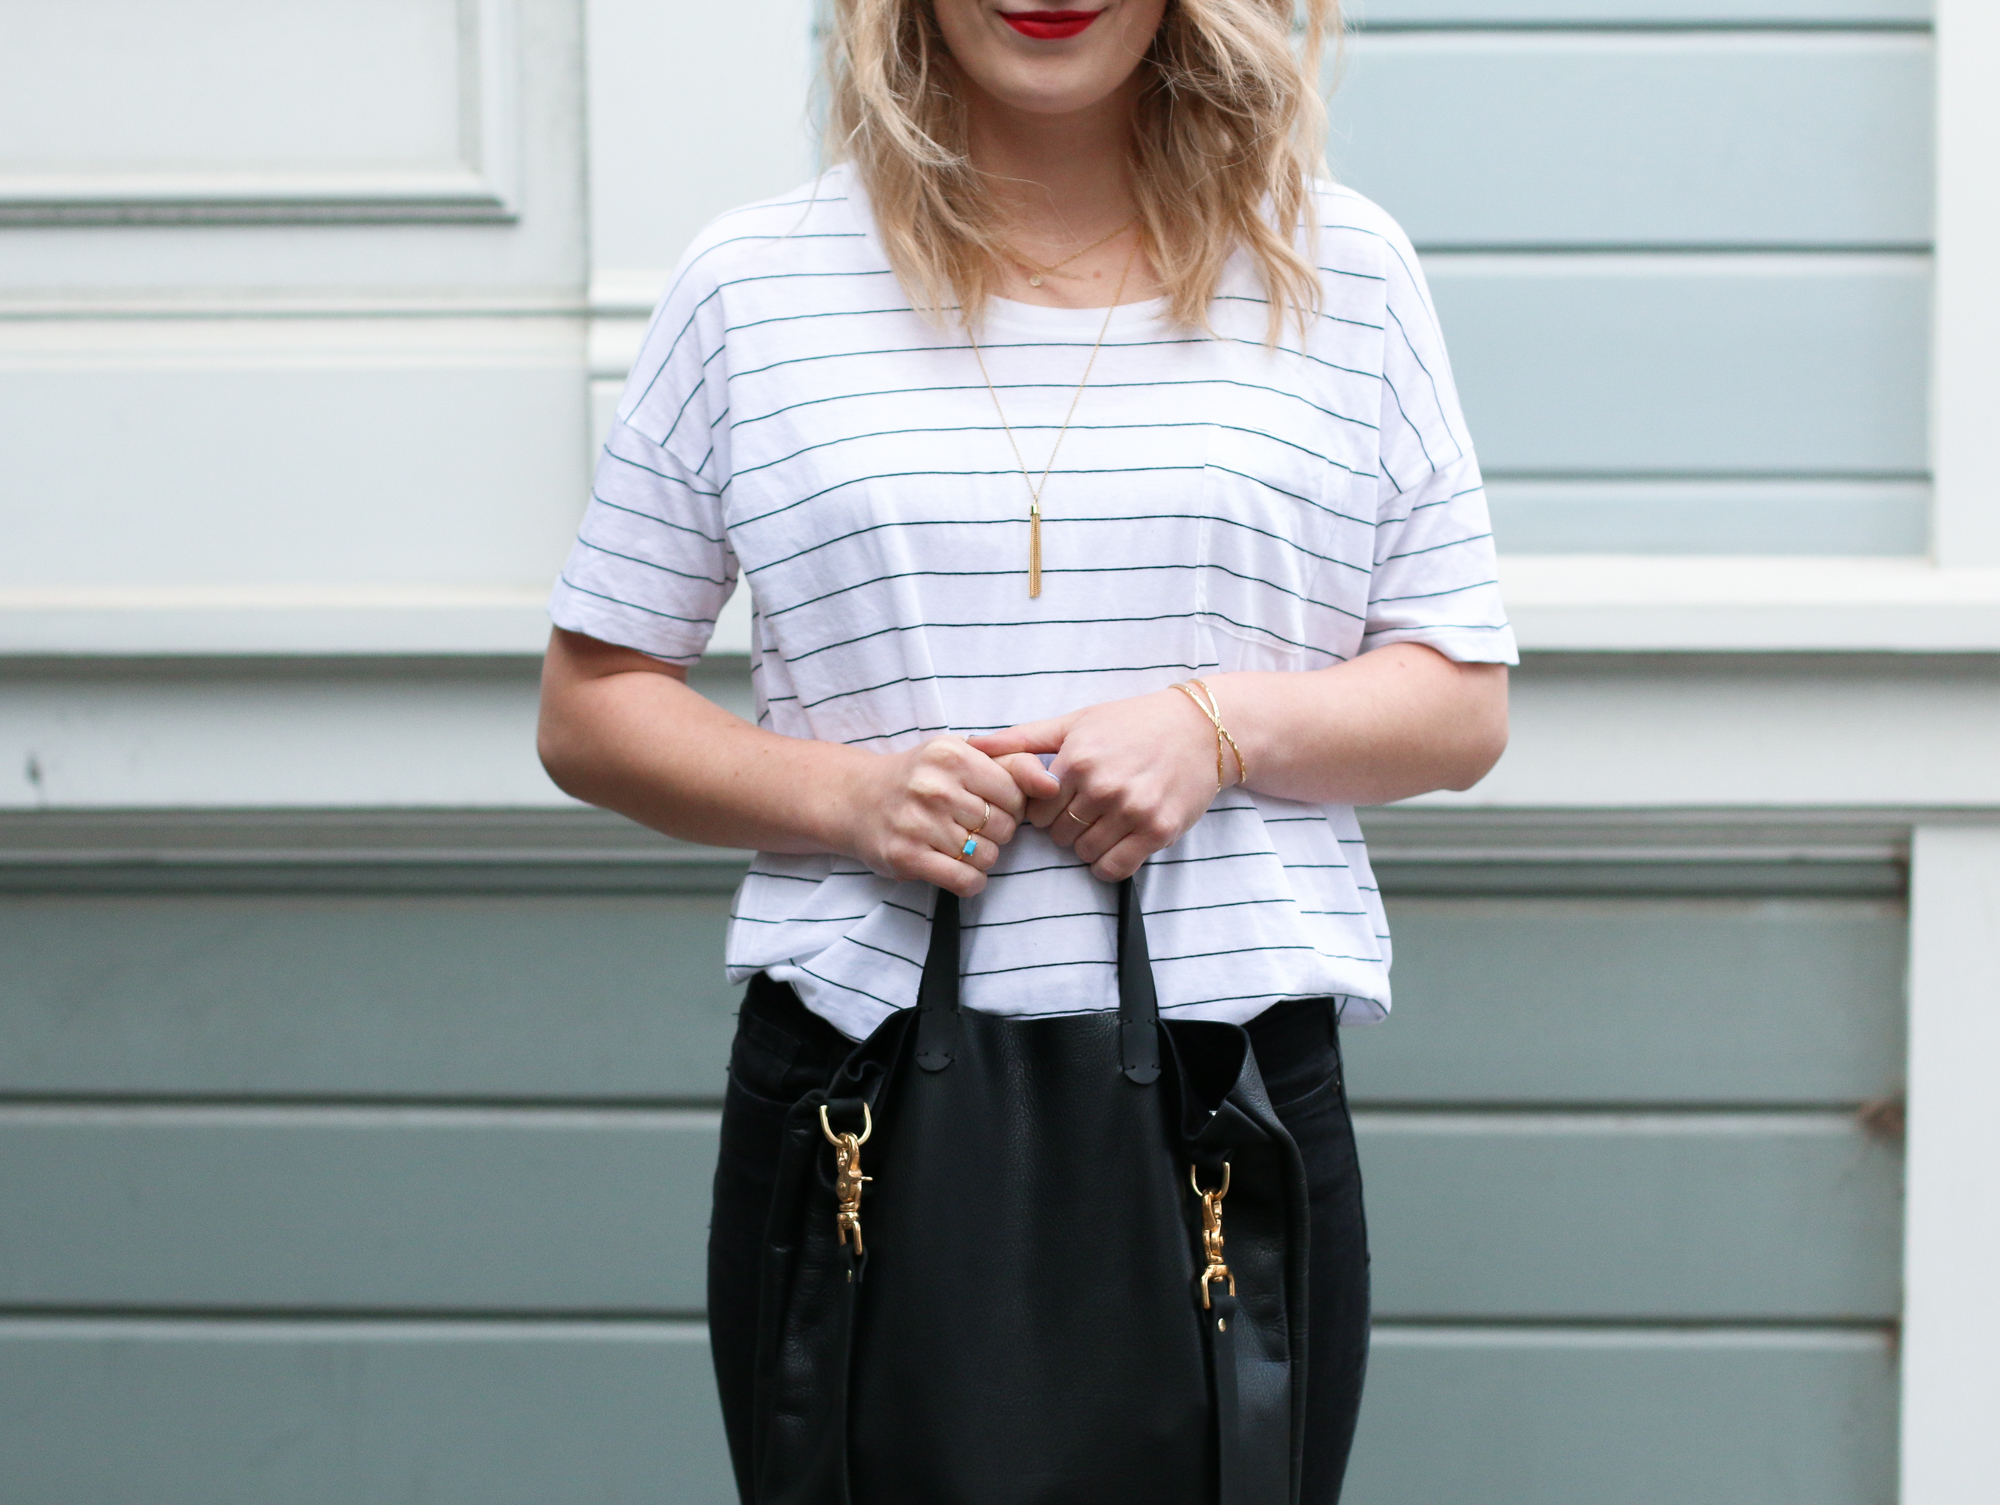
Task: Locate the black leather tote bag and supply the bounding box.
[750,876,1311,1505]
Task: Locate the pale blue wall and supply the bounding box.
[0,2,1927,1500]
[1336,0,1933,553]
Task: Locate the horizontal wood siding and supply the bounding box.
[0,841,1904,1502]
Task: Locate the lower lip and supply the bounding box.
[1001,9,1103,40]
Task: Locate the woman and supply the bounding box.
[538,0,1513,1498]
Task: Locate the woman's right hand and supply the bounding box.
[835,737,1059,896]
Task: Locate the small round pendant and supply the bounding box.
[1028,274,1043,287]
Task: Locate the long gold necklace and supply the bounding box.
[997,214,1140,288]
[967,237,1139,598]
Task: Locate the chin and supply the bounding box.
[981,65,1127,118]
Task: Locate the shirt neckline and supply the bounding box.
[975,291,1174,336]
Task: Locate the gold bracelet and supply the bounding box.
[1187,679,1248,787]
[1171,679,1248,791]
[1168,680,1224,788]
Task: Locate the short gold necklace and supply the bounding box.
[966,237,1139,598]
[998,214,1140,287]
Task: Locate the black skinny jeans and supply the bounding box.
[707,974,1371,1504]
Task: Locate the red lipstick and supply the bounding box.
[1001,8,1103,40]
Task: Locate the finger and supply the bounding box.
[1073,810,1139,868]
[945,792,978,830]
[1048,796,1099,851]
[946,832,1000,871]
[1089,829,1162,883]
[967,716,1074,759]
[955,751,1033,823]
[945,795,1018,848]
[920,804,997,866]
[976,808,1020,846]
[993,751,1061,800]
[947,792,1009,844]
[1023,792,1067,829]
[913,736,1027,819]
[903,844,988,897]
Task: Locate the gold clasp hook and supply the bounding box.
[1190,1161,1234,1309]
[820,1103,874,1255]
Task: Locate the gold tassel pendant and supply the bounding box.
[1028,502,1042,598]
[964,236,1136,606]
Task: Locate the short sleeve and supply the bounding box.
[1362,231,1518,665]
[547,248,738,664]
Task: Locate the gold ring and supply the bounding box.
[1063,806,1091,826]
[956,800,990,861]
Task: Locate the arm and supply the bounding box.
[966,643,1508,881]
[1191,644,1507,806]
[536,628,1058,897]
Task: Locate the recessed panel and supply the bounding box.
[0,1319,1895,1505]
[0,1319,735,1505]
[0,0,502,219]
[0,891,1905,1105]
[3,1,460,168]
[0,1108,717,1312]
[1354,0,1930,23]
[1484,479,1930,554]
[0,1106,1900,1319]
[1344,896,1908,1104]
[1329,33,1932,247]
[1429,256,1930,474]
[0,893,740,1100]
[1348,1326,1898,1505]
[0,319,587,589]
[1360,1112,1903,1319]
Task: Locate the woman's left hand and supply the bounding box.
[968,689,1226,882]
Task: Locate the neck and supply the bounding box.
[962,78,1140,243]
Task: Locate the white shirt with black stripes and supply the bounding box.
[549,164,1517,1041]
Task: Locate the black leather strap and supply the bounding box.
[916,879,1162,1079]
[1116,877,1162,1084]
[1209,1289,1246,1505]
[914,889,961,1072]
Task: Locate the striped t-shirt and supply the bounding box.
[549,165,1516,1041]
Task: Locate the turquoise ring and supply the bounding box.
[958,800,990,861]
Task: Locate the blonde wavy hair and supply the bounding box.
[823,0,1338,342]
